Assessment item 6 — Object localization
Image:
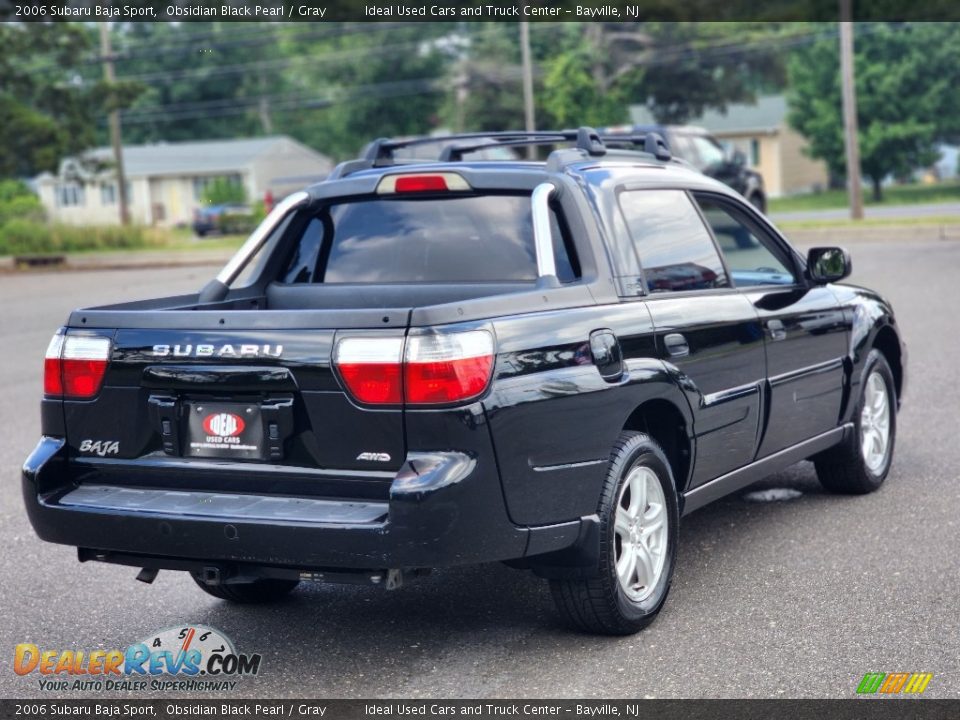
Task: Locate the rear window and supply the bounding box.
[279,195,579,284]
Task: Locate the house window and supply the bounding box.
[750,139,761,167]
[100,183,116,205]
[56,184,85,207]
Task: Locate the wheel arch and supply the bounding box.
[621,398,692,496]
[872,324,903,403]
[525,393,692,581]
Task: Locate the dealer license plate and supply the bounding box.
[186,401,264,460]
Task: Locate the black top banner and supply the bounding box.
[3,0,960,22]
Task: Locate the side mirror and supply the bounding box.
[731,149,747,167]
[807,246,852,284]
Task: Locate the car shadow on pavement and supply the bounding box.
[178,460,868,683]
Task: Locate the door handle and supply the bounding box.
[767,319,787,342]
[663,333,689,358]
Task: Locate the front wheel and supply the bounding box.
[550,432,679,635]
[815,349,897,494]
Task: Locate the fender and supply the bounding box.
[830,284,906,423]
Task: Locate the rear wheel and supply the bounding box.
[815,349,897,494]
[550,432,679,635]
[190,573,299,603]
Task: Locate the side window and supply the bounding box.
[694,196,797,287]
[618,190,729,293]
[689,135,726,171]
[280,217,325,284]
[669,134,696,165]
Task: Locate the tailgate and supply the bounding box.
[61,325,408,490]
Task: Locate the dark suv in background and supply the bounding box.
[604,124,767,213]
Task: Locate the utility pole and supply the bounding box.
[519,19,536,159]
[839,1,864,220]
[100,22,130,226]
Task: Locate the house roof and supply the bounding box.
[76,136,330,179]
[629,95,788,134]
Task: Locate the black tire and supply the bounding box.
[190,574,299,603]
[550,432,679,635]
[815,349,897,494]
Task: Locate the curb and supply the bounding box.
[0,249,233,274]
[777,223,960,245]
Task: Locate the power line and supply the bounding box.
[114,75,469,124]
[18,22,432,77]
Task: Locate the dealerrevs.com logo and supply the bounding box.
[856,672,933,695]
[14,625,262,693]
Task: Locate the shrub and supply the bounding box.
[217,212,257,236]
[0,219,49,255]
[0,180,45,227]
[0,220,150,256]
[202,178,246,206]
[0,179,35,203]
[0,194,46,226]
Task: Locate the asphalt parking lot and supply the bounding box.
[2,235,958,699]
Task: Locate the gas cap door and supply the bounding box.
[589,329,623,381]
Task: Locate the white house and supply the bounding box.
[35,136,333,227]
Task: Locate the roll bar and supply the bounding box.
[197,183,560,303]
[198,190,310,304]
[532,182,558,283]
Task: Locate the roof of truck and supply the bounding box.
[306,154,737,202]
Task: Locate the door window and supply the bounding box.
[688,135,726,172]
[668,133,697,164]
[618,190,729,293]
[694,196,797,287]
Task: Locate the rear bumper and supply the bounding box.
[23,437,583,574]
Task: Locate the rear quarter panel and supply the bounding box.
[484,303,693,526]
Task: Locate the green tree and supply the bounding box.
[438,23,583,133]
[787,23,956,201]
[0,24,99,177]
[276,23,454,159]
[114,22,282,144]
[0,180,45,225]
[201,178,246,206]
[541,23,787,130]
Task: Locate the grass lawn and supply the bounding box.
[768,181,960,214]
[776,214,960,231]
[145,226,246,252]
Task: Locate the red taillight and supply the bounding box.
[376,172,471,194]
[394,175,448,193]
[44,333,111,399]
[334,331,495,406]
[334,337,404,404]
[404,331,494,404]
[43,333,64,395]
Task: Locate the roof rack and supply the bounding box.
[351,125,671,170]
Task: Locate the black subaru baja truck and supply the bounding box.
[23,128,905,635]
